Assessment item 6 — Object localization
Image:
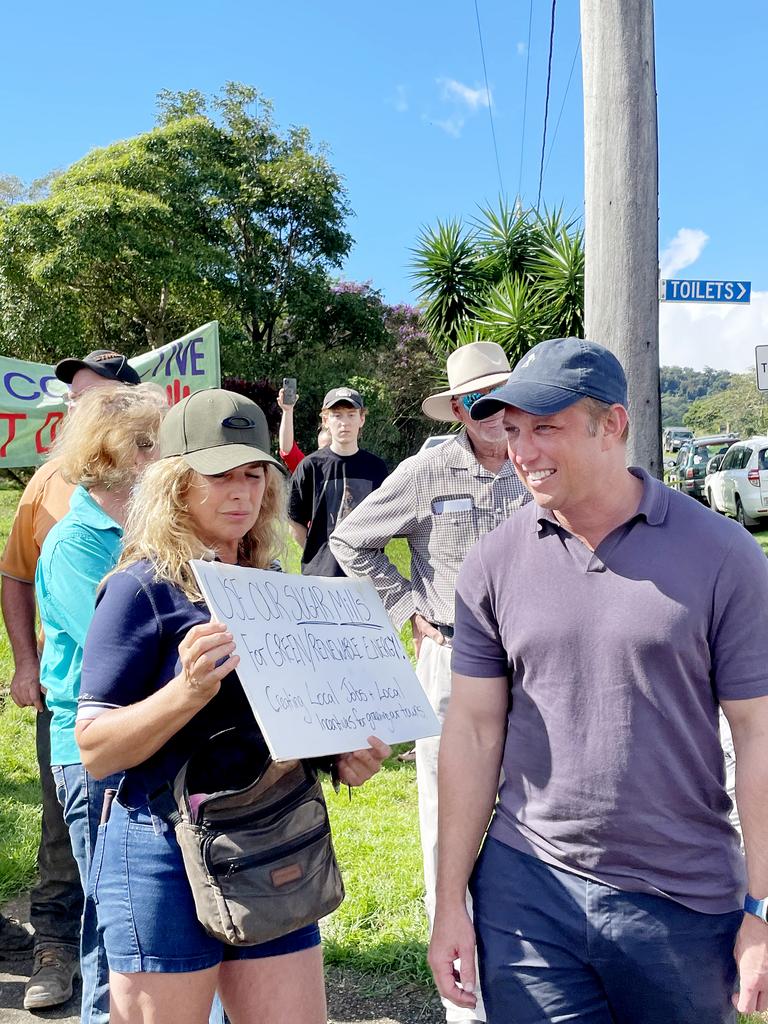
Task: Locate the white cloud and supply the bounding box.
[437,77,491,111]
[393,85,408,113]
[660,290,768,371]
[517,41,526,56]
[660,228,709,277]
[431,115,465,138]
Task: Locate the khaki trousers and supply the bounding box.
[415,637,486,1023]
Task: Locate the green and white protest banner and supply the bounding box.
[0,322,220,469]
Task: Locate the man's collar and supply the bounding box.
[446,430,514,477]
[533,466,669,534]
[628,466,668,525]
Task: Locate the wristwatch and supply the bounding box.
[744,894,768,921]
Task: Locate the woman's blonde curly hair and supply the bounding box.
[53,383,167,490]
[116,457,286,601]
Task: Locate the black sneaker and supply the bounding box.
[0,915,34,957]
[23,945,80,1009]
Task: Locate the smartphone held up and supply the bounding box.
[282,377,297,406]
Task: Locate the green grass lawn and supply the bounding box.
[0,477,766,1020]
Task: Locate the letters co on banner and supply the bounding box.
[190,560,441,761]
[0,322,221,469]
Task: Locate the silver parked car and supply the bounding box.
[705,436,768,527]
[418,434,453,451]
[663,426,693,452]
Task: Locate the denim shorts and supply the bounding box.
[91,799,320,973]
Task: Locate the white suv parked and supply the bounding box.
[705,436,768,527]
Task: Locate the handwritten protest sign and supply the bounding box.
[190,559,441,760]
[0,322,220,468]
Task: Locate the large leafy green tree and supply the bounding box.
[0,116,229,355]
[0,83,352,363]
[156,84,352,355]
[411,201,584,368]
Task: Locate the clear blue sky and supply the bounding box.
[1,1,765,368]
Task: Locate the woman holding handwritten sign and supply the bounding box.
[75,389,389,1024]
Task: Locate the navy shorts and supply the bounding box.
[470,837,742,1024]
[91,799,320,973]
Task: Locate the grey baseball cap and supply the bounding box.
[160,389,282,474]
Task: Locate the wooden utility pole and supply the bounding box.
[580,0,661,476]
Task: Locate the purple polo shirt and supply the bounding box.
[453,468,768,913]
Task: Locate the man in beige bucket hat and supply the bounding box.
[331,341,530,1023]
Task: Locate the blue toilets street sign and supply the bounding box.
[661,279,751,304]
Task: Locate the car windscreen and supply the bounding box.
[694,443,731,463]
[759,449,768,472]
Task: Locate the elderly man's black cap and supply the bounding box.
[55,350,141,386]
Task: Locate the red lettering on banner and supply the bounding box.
[35,412,65,454]
[0,413,27,458]
[167,379,191,406]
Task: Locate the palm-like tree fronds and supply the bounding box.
[473,198,539,282]
[475,276,553,365]
[529,223,584,338]
[410,219,486,343]
[411,203,584,370]
[427,320,492,390]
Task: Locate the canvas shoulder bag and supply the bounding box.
[149,727,345,947]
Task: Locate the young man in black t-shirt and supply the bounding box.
[288,387,388,576]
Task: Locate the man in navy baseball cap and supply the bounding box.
[470,336,626,420]
[429,334,768,1022]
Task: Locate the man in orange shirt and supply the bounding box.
[0,350,139,1010]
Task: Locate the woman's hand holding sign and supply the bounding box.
[176,621,239,705]
[335,736,391,786]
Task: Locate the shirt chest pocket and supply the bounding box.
[431,504,480,550]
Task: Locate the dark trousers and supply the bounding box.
[30,704,81,950]
[471,837,742,1024]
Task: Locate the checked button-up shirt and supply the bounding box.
[329,430,530,631]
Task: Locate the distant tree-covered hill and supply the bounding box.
[660,366,734,427]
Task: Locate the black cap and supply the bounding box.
[322,386,363,409]
[55,350,141,386]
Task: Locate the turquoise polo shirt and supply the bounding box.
[36,486,123,766]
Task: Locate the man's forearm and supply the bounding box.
[330,532,415,629]
[1,576,39,666]
[724,698,768,1015]
[328,463,419,628]
[436,674,507,907]
[733,724,768,896]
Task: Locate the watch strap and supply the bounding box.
[744,894,768,921]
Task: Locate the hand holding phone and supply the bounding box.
[281,377,297,407]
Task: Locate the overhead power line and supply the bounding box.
[543,34,582,177]
[536,0,558,210]
[473,0,505,196]
[517,0,534,202]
